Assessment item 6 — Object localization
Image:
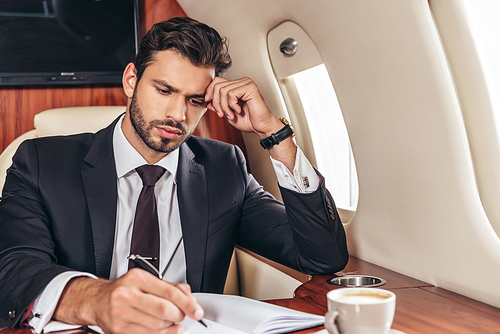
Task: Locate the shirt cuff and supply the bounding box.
[28,271,97,333]
[270,147,320,193]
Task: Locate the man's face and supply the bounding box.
[124,50,215,159]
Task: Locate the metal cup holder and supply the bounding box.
[327,275,386,287]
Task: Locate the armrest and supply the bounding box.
[233,246,312,300]
[236,246,312,283]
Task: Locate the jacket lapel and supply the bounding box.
[81,117,120,279]
[79,121,210,283]
[177,142,209,292]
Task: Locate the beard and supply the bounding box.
[129,89,190,154]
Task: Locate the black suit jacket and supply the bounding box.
[0,116,348,328]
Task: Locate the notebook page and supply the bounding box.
[181,316,250,334]
[193,293,324,334]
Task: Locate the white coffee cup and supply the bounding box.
[324,287,396,334]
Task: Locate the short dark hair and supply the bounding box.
[133,17,232,81]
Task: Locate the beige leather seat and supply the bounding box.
[0,106,305,300]
[0,106,126,190]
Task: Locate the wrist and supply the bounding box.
[259,118,295,150]
[53,277,104,326]
[258,117,286,139]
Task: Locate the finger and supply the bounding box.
[206,101,225,119]
[124,270,203,323]
[158,323,184,334]
[165,324,184,334]
[218,89,236,121]
[205,77,228,117]
[100,294,180,334]
[168,282,202,317]
[220,83,244,119]
[213,78,252,120]
[170,283,207,320]
[171,282,193,296]
[105,282,181,330]
[111,302,177,332]
[227,92,243,115]
[211,80,235,119]
[129,294,185,327]
[210,77,251,117]
[204,77,224,103]
[150,280,204,322]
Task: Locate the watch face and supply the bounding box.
[261,138,275,149]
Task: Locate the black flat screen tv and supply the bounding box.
[0,0,139,86]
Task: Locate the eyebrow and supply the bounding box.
[152,79,206,100]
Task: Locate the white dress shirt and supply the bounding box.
[110,116,186,282]
[28,115,319,332]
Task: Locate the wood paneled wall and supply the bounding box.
[0,0,245,155]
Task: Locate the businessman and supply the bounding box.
[0,17,348,334]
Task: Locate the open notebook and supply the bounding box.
[42,293,324,334]
[182,293,324,333]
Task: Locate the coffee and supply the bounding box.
[325,288,396,334]
[335,290,392,304]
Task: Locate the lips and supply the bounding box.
[156,126,183,140]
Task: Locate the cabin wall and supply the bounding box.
[178,0,500,308]
[0,0,245,156]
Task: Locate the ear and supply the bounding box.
[122,62,138,98]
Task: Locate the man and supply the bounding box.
[0,17,348,333]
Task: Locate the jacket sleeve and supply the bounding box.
[0,140,72,328]
[234,146,349,275]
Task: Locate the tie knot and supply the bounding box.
[136,165,166,187]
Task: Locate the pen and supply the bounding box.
[128,254,162,279]
[127,254,210,330]
[198,319,210,329]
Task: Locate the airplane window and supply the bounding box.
[282,64,358,210]
[431,0,500,235]
[267,20,358,215]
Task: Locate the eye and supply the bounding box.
[157,88,171,95]
[189,98,205,107]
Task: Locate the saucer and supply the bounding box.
[314,329,405,334]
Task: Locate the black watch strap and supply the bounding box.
[259,119,295,149]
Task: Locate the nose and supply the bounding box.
[166,95,186,122]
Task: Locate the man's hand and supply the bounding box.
[205,77,297,171]
[53,269,204,334]
[205,77,283,138]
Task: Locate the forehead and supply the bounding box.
[142,50,215,93]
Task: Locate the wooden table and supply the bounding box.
[2,257,500,333]
[267,257,500,333]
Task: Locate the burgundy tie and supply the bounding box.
[129,165,166,270]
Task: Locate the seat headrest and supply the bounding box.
[34,106,126,137]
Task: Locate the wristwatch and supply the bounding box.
[259,118,295,149]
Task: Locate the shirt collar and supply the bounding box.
[113,115,179,183]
